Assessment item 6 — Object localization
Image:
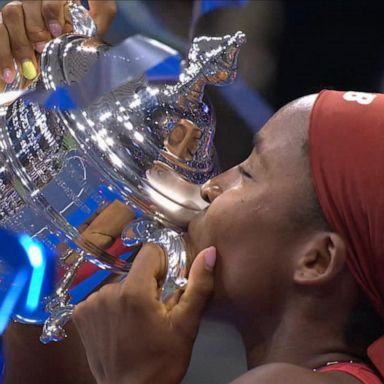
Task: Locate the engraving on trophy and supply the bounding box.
[0,1,246,342]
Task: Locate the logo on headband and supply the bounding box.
[343,91,377,105]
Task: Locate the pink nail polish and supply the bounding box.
[204,246,216,271]
[49,22,62,38]
[2,68,14,84]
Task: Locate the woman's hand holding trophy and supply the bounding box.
[0,0,116,85]
[73,244,216,384]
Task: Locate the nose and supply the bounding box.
[201,166,239,203]
[201,179,223,203]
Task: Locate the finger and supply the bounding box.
[172,247,216,325]
[62,2,74,34]
[88,0,116,37]
[41,0,66,38]
[0,12,15,84]
[2,1,37,80]
[73,285,100,323]
[73,280,119,325]
[122,243,166,301]
[72,298,106,380]
[164,287,184,310]
[73,297,95,346]
[22,0,51,53]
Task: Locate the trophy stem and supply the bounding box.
[40,253,86,344]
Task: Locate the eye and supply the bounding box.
[239,165,253,179]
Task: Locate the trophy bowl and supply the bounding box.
[0,2,246,343]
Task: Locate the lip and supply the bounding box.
[188,204,209,229]
[198,204,209,216]
[185,203,213,262]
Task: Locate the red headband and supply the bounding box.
[309,90,384,373]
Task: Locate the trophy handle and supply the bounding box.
[66,1,97,38]
[40,253,85,344]
[122,218,188,300]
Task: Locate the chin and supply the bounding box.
[186,211,211,254]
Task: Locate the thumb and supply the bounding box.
[172,247,216,327]
[88,0,116,37]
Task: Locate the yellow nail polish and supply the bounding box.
[21,61,37,80]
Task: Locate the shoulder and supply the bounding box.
[230,363,361,384]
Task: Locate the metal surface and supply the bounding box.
[0,1,245,342]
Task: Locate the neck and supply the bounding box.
[238,297,361,371]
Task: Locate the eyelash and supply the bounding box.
[239,166,252,179]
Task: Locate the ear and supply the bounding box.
[293,232,347,285]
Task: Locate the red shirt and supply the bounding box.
[319,362,382,383]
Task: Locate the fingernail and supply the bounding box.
[204,246,216,271]
[33,41,46,53]
[21,60,37,80]
[2,68,14,84]
[49,21,62,37]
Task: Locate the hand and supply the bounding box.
[74,244,217,384]
[0,0,116,84]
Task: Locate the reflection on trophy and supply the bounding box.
[0,2,245,343]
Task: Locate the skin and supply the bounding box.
[74,244,216,384]
[189,95,329,329]
[0,0,116,84]
[73,96,366,384]
[188,96,363,381]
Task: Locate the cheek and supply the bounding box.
[189,186,268,249]
[204,194,292,312]
[213,236,291,318]
[209,192,264,243]
[211,246,277,320]
[189,191,254,249]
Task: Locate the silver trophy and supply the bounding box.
[0,2,245,343]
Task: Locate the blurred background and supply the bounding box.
[103,0,384,172]
[3,0,384,382]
